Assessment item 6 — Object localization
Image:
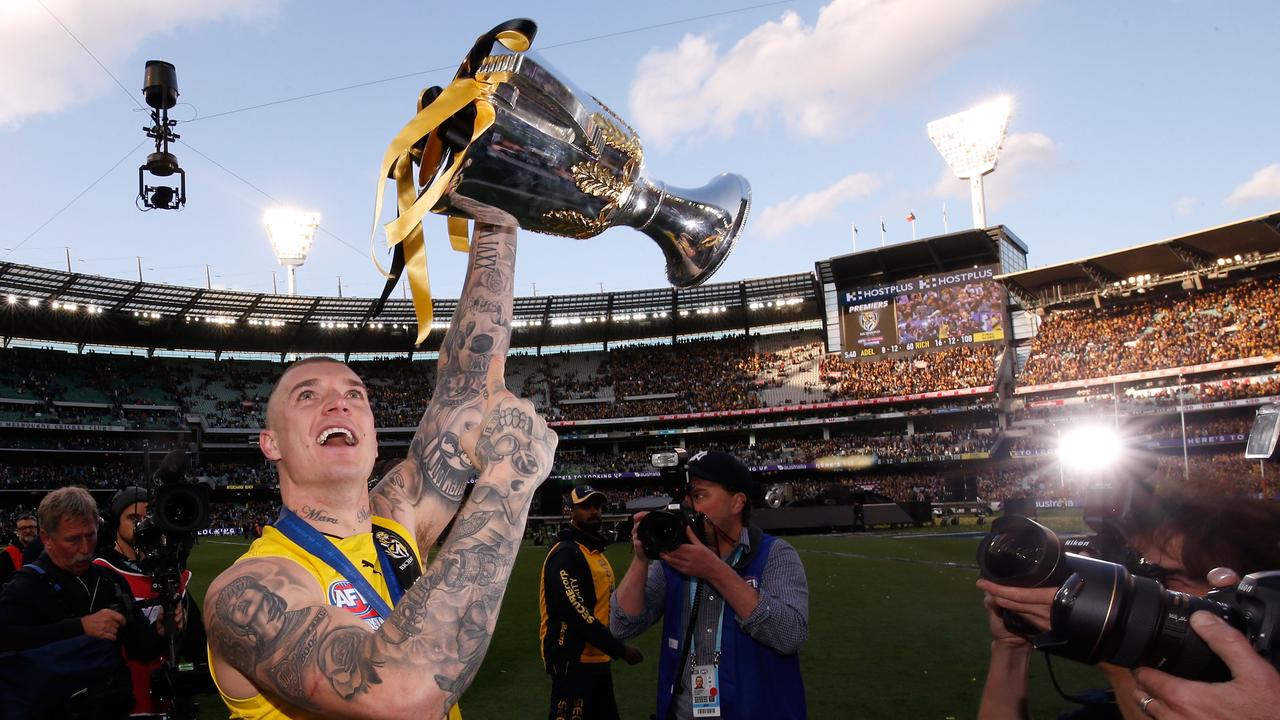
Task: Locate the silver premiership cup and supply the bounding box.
[416,26,750,288]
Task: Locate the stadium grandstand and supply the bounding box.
[2,212,1279,537]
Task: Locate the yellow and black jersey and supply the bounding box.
[538,525,626,675]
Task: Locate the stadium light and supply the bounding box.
[1058,424,1122,473]
[927,95,1013,229]
[264,208,321,295]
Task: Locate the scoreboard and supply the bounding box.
[837,264,1006,360]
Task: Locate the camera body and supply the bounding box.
[132,452,211,610]
[636,506,708,560]
[977,515,1280,681]
[638,448,710,558]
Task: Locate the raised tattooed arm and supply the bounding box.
[371,222,518,554]
[206,395,557,719]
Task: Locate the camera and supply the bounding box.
[637,448,709,558]
[138,60,186,211]
[636,507,708,559]
[133,450,211,575]
[130,450,214,720]
[977,515,1280,681]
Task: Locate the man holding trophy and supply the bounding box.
[205,17,748,720]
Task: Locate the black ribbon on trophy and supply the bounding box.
[369,18,751,345]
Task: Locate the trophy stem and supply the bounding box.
[614,173,750,288]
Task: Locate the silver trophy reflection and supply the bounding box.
[379,18,749,303]
[424,48,750,287]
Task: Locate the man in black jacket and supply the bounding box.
[539,485,642,720]
[0,487,161,719]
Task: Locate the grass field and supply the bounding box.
[186,511,1108,719]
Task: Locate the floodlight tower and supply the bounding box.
[264,208,320,295]
[927,96,1013,229]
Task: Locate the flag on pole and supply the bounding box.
[905,211,916,222]
[906,211,917,240]
[880,217,886,247]
[852,223,858,251]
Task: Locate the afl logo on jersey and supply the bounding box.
[328,580,382,628]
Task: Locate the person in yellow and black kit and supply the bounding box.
[540,485,643,720]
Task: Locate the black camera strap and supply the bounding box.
[667,578,705,720]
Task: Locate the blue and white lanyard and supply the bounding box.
[687,545,744,667]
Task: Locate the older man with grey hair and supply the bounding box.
[0,486,162,718]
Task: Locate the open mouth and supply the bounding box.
[316,427,357,447]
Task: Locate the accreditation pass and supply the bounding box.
[691,664,721,717]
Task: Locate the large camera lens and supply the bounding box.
[977,516,1070,588]
[637,510,688,559]
[978,515,1260,682]
[1047,553,1236,680]
[153,484,210,534]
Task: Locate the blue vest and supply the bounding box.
[656,532,806,720]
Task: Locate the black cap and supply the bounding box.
[686,451,752,494]
[570,485,606,506]
[110,487,149,521]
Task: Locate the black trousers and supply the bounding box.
[548,662,619,720]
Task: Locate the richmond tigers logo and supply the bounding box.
[859,310,879,333]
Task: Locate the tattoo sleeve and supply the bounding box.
[371,223,518,551]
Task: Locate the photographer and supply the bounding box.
[976,485,1280,719]
[0,487,163,719]
[611,451,809,720]
[95,487,207,718]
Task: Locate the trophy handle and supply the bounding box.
[615,173,751,288]
[458,19,538,80]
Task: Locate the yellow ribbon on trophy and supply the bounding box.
[369,76,497,345]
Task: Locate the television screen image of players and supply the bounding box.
[895,281,1005,345]
[839,267,1007,360]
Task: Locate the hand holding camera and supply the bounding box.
[976,515,1280,682]
[1130,569,1280,719]
[657,526,724,580]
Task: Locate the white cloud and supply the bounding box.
[628,0,1018,146]
[1224,163,1280,207]
[0,0,279,129]
[932,131,1061,211]
[755,172,880,238]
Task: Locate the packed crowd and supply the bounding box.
[1021,278,1280,385]
[1149,452,1277,496]
[0,461,149,490]
[0,334,1009,431]
[552,429,999,478]
[819,343,1000,400]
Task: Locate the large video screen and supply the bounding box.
[838,265,1006,360]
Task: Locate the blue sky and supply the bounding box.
[1,0,1278,300]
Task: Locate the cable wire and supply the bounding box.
[177,140,368,260]
[36,0,144,111]
[187,0,799,123]
[3,140,147,261]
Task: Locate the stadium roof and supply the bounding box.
[998,210,1280,307]
[0,262,820,355]
[815,226,1027,287]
